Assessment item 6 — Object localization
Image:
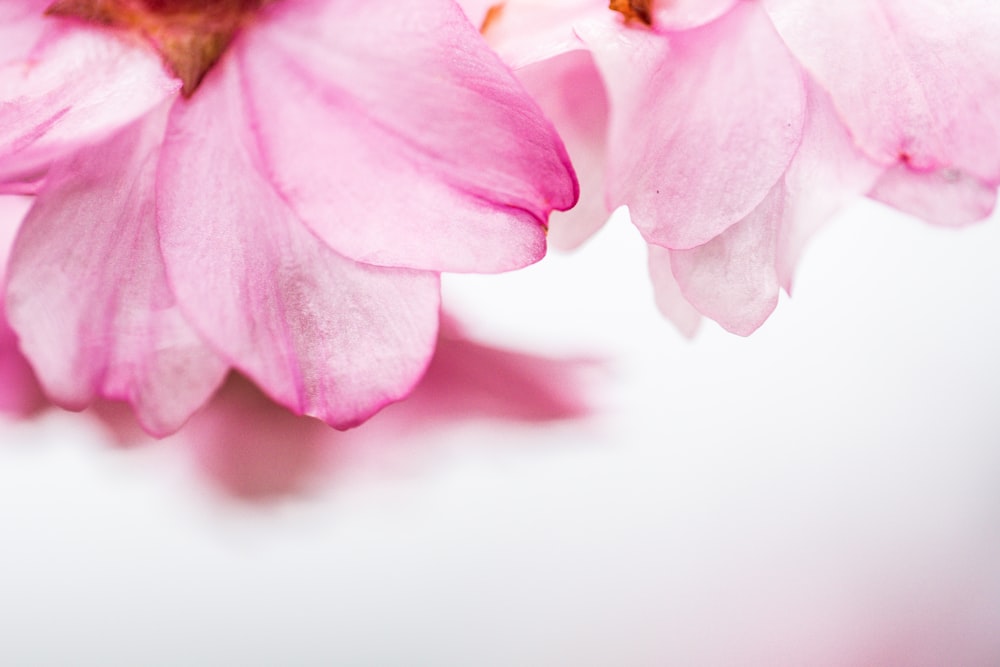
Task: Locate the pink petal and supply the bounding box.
[646,245,702,338]
[763,0,1000,184]
[0,0,51,64]
[669,185,785,336]
[580,2,805,249]
[231,0,576,274]
[649,0,738,30]
[455,0,497,27]
[776,79,884,292]
[516,49,610,250]
[0,194,44,415]
[0,23,178,185]
[475,0,602,69]
[157,61,441,429]
[5,107,227,436]
[0,175,43,195]
[869,166,997,228]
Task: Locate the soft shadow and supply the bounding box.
[77,316,603,501]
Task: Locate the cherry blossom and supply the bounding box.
[0,0,577,434]
[471,0,998,335]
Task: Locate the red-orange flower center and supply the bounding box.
[46,0,270,96]
[610,0,653,26]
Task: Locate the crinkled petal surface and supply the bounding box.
[234,0,576,274]
[669,185,785,336]
[764,0,1000,186]
[0,194,44,415]
[5,108,227,435]
[0,20,178,185]
[158,60,441,428]
[581,2,805,249]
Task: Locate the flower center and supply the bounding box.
[610,0,653,26]
[45,0,270,97]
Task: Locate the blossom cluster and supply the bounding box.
[1,0,997,437]
[466,0,1000,335]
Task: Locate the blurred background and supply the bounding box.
[1,200,999,666]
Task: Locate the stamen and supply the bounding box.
[480,3,505,34]
[46,0,270,97]
[610,0,653,26]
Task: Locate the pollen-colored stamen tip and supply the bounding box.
[45,0,269,97]
[480,3,505,34]
[610,0,653,26]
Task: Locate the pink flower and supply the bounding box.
[471,0,999,335]
[0,0,577,435]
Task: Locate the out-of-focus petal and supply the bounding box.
[232,0,576,274]
[669,185,785,336]
[517,49,610,249]
[869,166,997,228]
[158,61,441,429]
[5,107,227,436]
[581,2,805,249]
[0,0,51,63]
[0,194,44,416]
[647,245,701,338]
[476,0,601,68]
[0,176,43,195]
[763,0,1000,186]
[776,79,884,292]
[0,23,178,185]
[649,0,737,30]
[456,0,497,27]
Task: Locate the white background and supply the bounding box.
[1,201,999,666]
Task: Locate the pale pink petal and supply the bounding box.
[476,0,602,69]
[763,0,1000,184]
[869,166,997,228]
[0,23,178,185]
[5,107,227,436]
[669,185,785,336]
[472,0,609,249]
[0,194,44,415]
[776,79,885,292]
[158,61,441,429]
[646,245,701,338]
[231,0,576,274]
[649,0,737,30]
[516,49,610,250]
[580,2,805,249]
[0,0,51,63]
[456,0,497,27]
